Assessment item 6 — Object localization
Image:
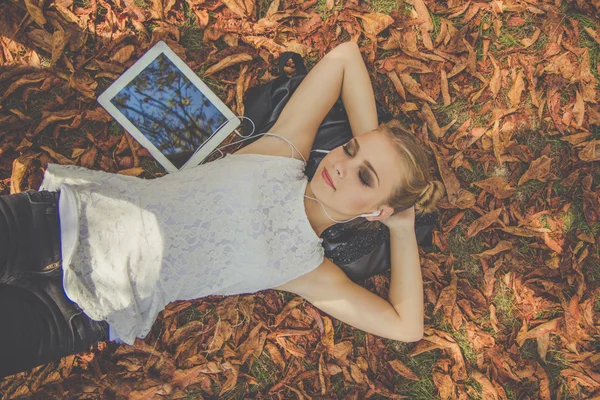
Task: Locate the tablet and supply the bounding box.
[98,41,240,173]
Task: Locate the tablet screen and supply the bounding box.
[110,53,228,168]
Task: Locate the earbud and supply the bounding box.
[360,210,382,218]
[311,149,330,154]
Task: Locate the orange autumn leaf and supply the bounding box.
[518,155,553,186]
[354,13,394,36]
[466,208,502,238]
[472,176,516,199]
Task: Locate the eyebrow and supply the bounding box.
[352,138,380,186]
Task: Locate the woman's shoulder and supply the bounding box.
[232,135,306,163]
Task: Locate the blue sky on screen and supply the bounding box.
[111,53,227,156]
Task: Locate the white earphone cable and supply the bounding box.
[196,115,379,224]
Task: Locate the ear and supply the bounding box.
[365,204,395,221]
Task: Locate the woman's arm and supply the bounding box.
[275,257,424,342]
[387,226,425,339]
[268,42,379,160]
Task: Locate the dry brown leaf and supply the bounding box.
[40,146,75,165]
[578,49,598,104]
[222,0,248,17]
[471,370,501,400]
[355,13,394,36]
[398,73,436,104]
[518,155,552,186]
[455,189,476,209]
[10,153,39,194]
[440,68,451,106]
[421,103,440,137]
[24,0,46,26]
[521,27,541,48]
[51,30,70,67]
[118,167,145,176]
[578,140,600,162]
[466,208,502,238]
[431,144,460,205]
[472,177,516,199]
[80,146,97,169]
[242,36,284,56]
[33,110,80,135]
[205,53,252,76]
[489,54,501,98]
[111,44,136,64]
[387,71,406,100]
[573,90,585,127]
[472,240,513,259]
[69,70,98,99]
[516,318,561,347]
[388,359,419,381]
[508,70,525,108]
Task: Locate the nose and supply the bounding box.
[334,158,347,179]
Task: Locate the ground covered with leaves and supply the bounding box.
[1,0,600,398]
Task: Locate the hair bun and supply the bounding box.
[415,180,445,214]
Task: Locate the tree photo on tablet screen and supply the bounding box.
[111,53,227,167]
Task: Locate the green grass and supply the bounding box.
[491,278,520,329]
[497,32,521,48]
[368,0,399,14]
[433,98,469,127]
[435,318,478,362]
[176,305,215,325]
[245,351,282,394]
[180,5,205,54]
[458,158,487,183]
[391,350,438,399]
[562,198,600,237]
[314,0,343,20]
[256,0,273,19]
[133,0,150,8]
[515,238,538,260]
[430,12,442,42]
[445,224,486,287]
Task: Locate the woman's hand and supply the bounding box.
[379,206,415,232]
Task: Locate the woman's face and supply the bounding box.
[311,129,405,218]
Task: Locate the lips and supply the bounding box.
[322,168,336,189]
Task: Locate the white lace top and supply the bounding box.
[39,153,324,345]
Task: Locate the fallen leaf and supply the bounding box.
[205,53,253,76]
[518,155,552,186]
[118,167,145,176]
[472,176,516,199]
[111,44,136,64]
[388,359,419,381]
[431,144,460,205]
[466,208,502,238]
[472,240,513,259]
[24,0,46,26]
[40,146,75,165]
[578,140,600,162]
[508,70,525,108]
[489,54,501,98]
[521,27,541,48]
[421,103,440,137]
[355,13,394,36]
[398,73,436,104]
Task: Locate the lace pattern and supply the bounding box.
[39,153,324,345]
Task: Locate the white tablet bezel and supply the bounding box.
[97,41,240,173]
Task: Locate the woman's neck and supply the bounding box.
[303,181,337,238]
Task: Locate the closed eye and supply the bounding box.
[343,143,371,187]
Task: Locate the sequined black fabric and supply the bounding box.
[321,224,389,265]
[321,211,438,266]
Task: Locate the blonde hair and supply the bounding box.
[344,119,445,232]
